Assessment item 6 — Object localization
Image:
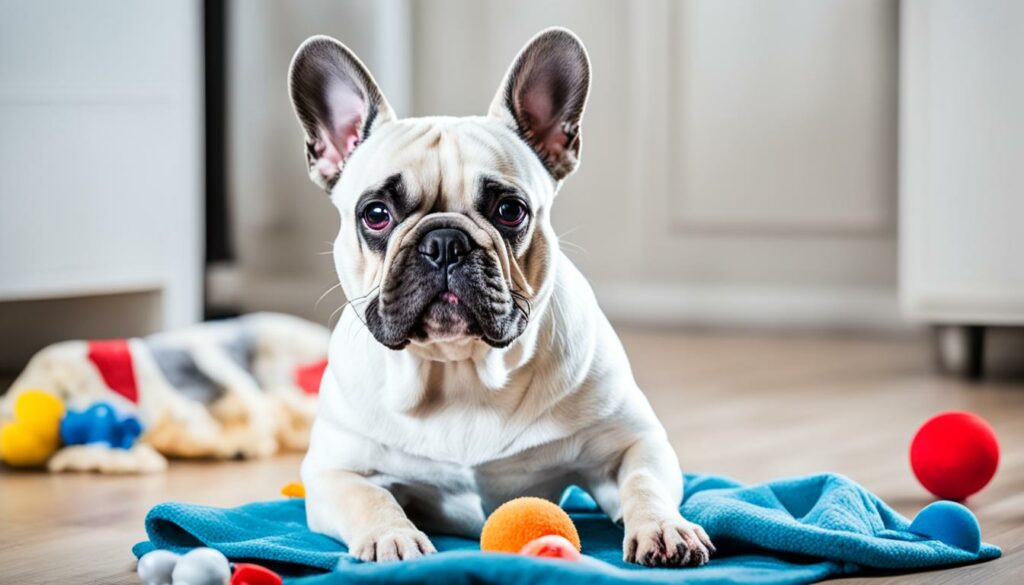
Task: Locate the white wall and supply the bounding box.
[225,0,903,330]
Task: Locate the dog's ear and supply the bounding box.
[289,36,396,190]
[489,28,591,181]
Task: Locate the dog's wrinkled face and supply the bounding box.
[337,119,551,351]
[289,29,589,355]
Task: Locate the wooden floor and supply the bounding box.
[1,328,1022,584]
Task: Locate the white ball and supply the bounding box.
[137,550,179,585]
[171,547,231,585]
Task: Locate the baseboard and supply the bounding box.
[593,282,912,333]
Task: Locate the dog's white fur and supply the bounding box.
[296,28,714,566]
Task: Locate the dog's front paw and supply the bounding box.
[624,514,715,567]
[350,526,437,562]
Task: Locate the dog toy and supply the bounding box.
[280,481,306,498]
[294,358,328,395]
[480,496,581,554]
[910,411,999,500]
[172,548,232,585]
[137,550,180,585]
[230,563,283,585]
[519,534,583,560]
[0,390,65,467]
[61,402,143,449]
[137,548,282,585]
[4,313,329,462]
[48,443,167,474]
[909,500,982,553]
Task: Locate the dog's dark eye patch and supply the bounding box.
[476,177,532,250]
[356,173,414,254]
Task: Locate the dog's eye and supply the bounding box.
[361,203,392,230]
[494,199,527,227]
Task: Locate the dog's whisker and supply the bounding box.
[329,287,380,331]
[558,239,588,256]
[556,225,584,240]
[509,289,533,319]
[315,282,343,309]
[344,302,373,335]
[329,305,345,329]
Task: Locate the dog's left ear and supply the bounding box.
[489,28,591,181]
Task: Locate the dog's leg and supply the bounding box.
[616,434,715,567]
[305,469,436,562]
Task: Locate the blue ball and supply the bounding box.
[909,500,981,553]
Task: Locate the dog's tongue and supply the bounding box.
[441,291,460,305]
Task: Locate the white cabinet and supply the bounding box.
[900,0,1024,375]
[0,1,203,330]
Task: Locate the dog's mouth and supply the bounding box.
[364,247,528,351]
[409,291,482,342]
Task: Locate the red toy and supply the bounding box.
[910,411,999,501]
[87,339,140,403]
[294,358,328,396]
[519,535,582,561]
[231,563,282,585]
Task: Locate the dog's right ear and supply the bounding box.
[289,36,396,190]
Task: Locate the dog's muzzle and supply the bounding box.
[364,218,528,351]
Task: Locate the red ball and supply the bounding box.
[231,563,282,585]
[519,535,582,561]
[910,411,999,501]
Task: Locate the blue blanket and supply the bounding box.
[133,473,999,584]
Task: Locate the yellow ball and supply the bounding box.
[480,497,581,554]
[0,390,64,467]
[0,421,59,467]
[13,390,65,444]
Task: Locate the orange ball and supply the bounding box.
[480,497,581,554]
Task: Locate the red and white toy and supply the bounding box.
[2,313,329,472]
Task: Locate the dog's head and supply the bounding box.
[289,28,590,354]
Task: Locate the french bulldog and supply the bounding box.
[292,27,714,567]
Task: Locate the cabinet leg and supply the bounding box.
[964,325,986,381]
[935,325,986,380]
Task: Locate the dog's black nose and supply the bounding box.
[418,228,472,270]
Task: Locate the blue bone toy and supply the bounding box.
[60,402,143,449]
